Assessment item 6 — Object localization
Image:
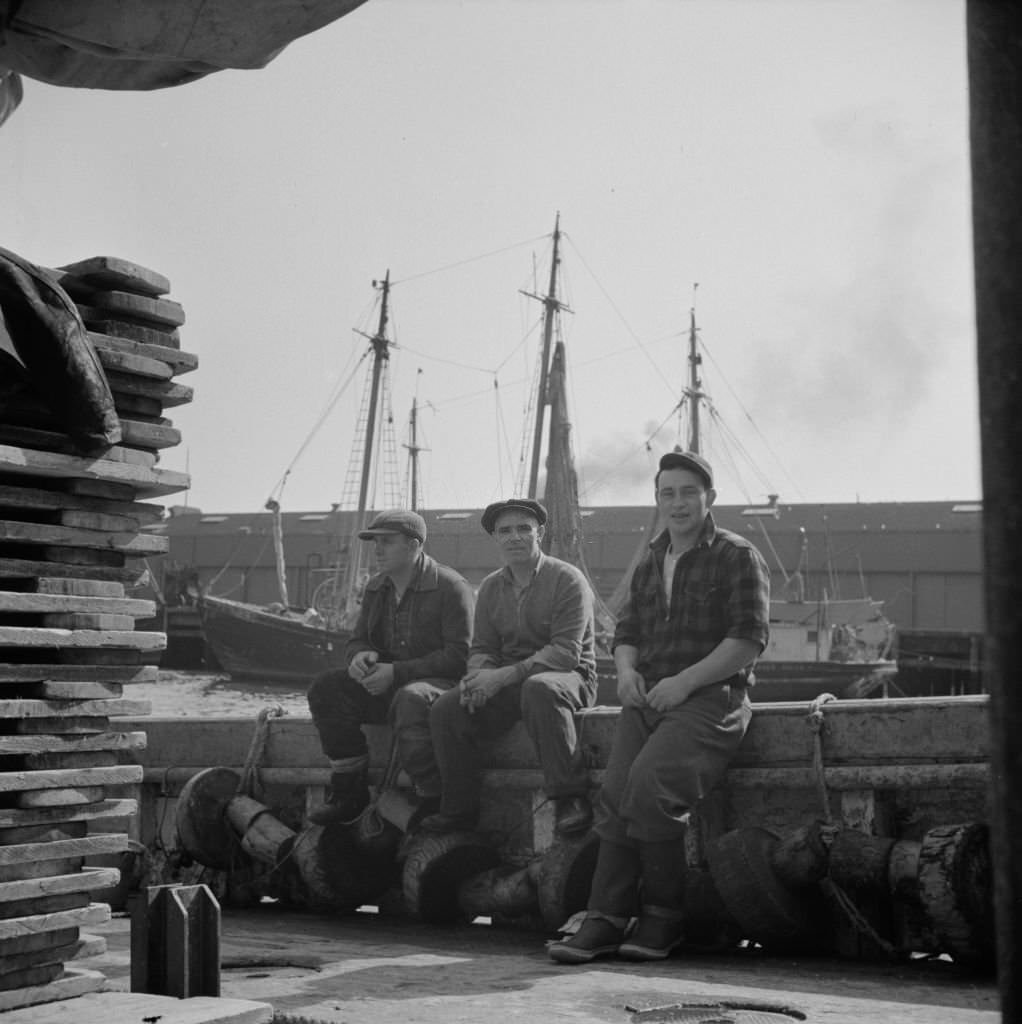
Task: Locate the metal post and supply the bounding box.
[967,3,1022,1018]
[130,883,221,997]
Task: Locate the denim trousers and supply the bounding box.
[307,669,454,796]
[429,670,596,817]
[594,681,752,845]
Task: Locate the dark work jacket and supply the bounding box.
[344,552,474,687]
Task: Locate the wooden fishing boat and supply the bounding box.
[198,273,398,682]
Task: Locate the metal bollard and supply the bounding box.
[130,882,221,997]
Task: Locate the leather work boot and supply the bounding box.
[307,770,370,826]
[617,906,686,960]
[616,837,687,960]
[548,914,626,964]
[554,795,593,837]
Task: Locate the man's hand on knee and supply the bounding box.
[349,650,379,680]
[616,666,647,708]
[361,662,394,696]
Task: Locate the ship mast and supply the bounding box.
[403,369,427,512]
[684,297,703,454]
[523,214,569,499]
[356,271,392,518]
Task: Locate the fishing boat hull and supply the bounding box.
[198,594,349,683]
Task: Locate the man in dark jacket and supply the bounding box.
[306,510,474,824]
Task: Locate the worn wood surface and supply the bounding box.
[0,965,106,1012]
[0,664,156,683]
[0,696,149,717]
[0,444,189,498]
[117,418,182,450]
[0,798,138,830]
[0,592,154,616]
[41,614,137,630]
[87,330,196,374]
[0,627,165,650]
[15,787,105,808]
[0,426,157,467]
[0,519,168,554]
[93,346,172,380]
[0,558,145,584]
[0,766,142,793]
[84,317,181,348]
[53,256,171,296]
[75,291,185,328]
[0,868,121,906]
[24,752,119,770]
[0,482,162,527]
[105,370,193,407]
[0,732,146,755]
[0,836,129,867]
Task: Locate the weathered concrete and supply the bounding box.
[76,907,999,1024]
[0,990,272,1023]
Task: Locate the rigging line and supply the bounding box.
[562,233,676,398]
[754,517,792,583]
[703,412,756,506]
[494,316,543,375]
[704,400,776,497]
[493,379,518,494]
[390,233,548,286]
[395,343,495,375]
[268,346,372,501]
[699,335,805,501]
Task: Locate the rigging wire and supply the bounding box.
[266,345,371,504]
[699,334,805,501]
[562,232,676,398]
[390,233,547,286]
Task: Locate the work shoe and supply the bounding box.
[617,907,685,961]
[554,795,593,837]
[417,809,479,833]
[548,914,625,964]
[307,772,370,826]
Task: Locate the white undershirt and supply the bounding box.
[663,546,682,603]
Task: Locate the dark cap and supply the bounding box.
[481,498,548,534]
[358,510,427,543]
[657,450,714,489]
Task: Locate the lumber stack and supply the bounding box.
[0,256,194,1012]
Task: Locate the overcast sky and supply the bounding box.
[1,0,977,514]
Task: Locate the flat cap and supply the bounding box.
[358,509,427,543]
[481,498,548,534]
[658,450,714,489]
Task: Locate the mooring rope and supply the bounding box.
[805,692,902,960]
[239,704,288,798]
[806,692,838,823]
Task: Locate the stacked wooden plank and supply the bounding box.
[0,257,194,1012]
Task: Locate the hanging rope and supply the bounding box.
[238,704,288,798]
[806,692,838,824]
[805,692,901,960]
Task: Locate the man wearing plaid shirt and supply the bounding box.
[550,450,770,964]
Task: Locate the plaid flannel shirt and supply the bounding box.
[612,513,770,686]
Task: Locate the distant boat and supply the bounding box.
[198,273,399,683]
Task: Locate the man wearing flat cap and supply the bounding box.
[550,450,770,964]
[306,510,474,825]
[421,497,599,837]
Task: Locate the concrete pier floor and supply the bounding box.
[72,905,1000,1024]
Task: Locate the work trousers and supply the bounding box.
[429,670,596,818]
[595,681,752,845]
[307,669,454,797]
